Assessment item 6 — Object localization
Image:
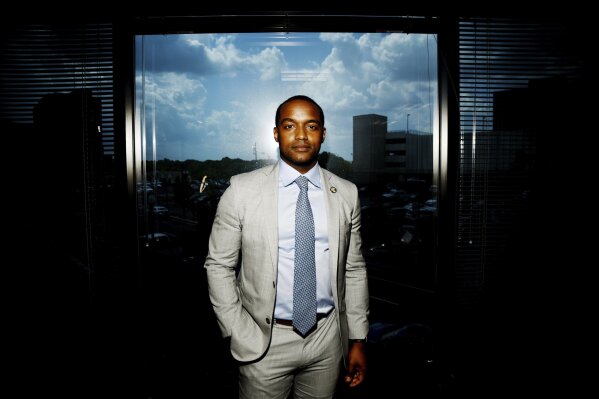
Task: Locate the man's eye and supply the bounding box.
[307,125,319,130]
[284,124,295,129]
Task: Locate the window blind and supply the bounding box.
[456,17,584,308]
[0,21,116,300]
[0,22,114,155]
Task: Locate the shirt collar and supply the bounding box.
[279,159,321,189]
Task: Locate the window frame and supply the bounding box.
[120,11,457,307]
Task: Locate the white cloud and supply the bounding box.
[143,34,287,81]
[367,80,421,108]
[139,72,208,160]
[141,70,278,160]
[139,32,437,161]
[152,73,206,110]
[248,47,287,80]
[299,32,436,140]
[185,34,218,47]
[145,73,207,136]
[320,32,355,43]
[203,35,244,70]
[203,109,249,156]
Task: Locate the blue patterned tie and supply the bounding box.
[293,175,317,336]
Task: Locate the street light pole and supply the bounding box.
[406,113,410,134]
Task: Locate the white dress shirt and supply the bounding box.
[274,160,334,320]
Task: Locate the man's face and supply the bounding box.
[274,99,326,174]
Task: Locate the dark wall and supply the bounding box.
[2,12,590,398]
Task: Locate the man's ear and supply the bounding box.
[273,126,279,142]
[321,127,326,143]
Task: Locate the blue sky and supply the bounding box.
[136,32,437,161]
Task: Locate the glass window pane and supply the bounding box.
[135,31,438,322]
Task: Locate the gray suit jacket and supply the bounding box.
[205,163,369,363]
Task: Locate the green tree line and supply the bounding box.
[151,152,352,182]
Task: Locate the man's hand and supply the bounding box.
[344,341,367,388]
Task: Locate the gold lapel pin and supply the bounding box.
[330,187,337,193]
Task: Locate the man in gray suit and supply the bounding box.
[205,95,369,398]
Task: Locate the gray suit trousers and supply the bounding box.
[238,312,342,399]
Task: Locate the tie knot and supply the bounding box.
[295,175,309,192]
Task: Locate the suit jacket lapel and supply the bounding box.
[320,168,340,300]
[262,164,279,276]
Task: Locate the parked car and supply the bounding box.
[142,232,172,245]
[140,232,182,257]
[152,205,169,215]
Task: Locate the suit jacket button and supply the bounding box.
[266,317,271,325]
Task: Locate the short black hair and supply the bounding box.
[275,95,325,128]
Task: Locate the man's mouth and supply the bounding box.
[293,146,311,151]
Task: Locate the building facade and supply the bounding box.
[353,114,433,185]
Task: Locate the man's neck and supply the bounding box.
[280,158,317,175]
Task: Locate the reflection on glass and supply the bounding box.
[135,31,438,322]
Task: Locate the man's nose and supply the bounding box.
[296,125,308,139]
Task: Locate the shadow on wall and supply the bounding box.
[7,89,116,397]
[33,89,103,218]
